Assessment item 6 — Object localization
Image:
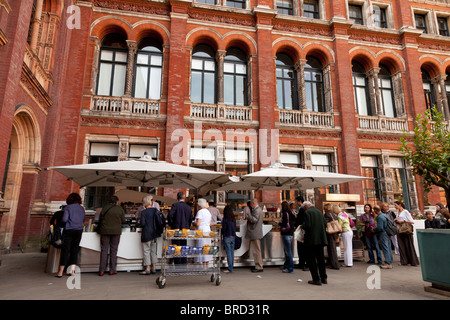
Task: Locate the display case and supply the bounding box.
[156,225,222,289]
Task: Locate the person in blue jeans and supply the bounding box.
[280,201,296,273]
[372,205,393,269]
[221,205,236,273]
[360,204,382,264]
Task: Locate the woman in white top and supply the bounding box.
[193,198,212,266]
[394,201,419,266]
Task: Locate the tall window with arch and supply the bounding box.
[352,61,371,116]
[305,56,325,112]
[96,34,128,97]
[133,38,163,100]
[224,48,247,106]
[378,64,396,117]
[422,69,436,112]
[191,44,217,104]
[276,53,298,110]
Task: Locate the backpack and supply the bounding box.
[154,209,166,235]
[383,212,398,236]
[50,226,64,248]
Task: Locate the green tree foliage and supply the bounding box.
[400,108,450,205]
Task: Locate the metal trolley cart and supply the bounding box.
[156,225,222,289]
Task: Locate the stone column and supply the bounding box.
[436,74,450,120]
[367,67,382,116]
[295,59,307,110]
[216,50,226,104]
[125,40,137,97]
[379,152,394,206]
[392,70,406,117]
[29,0,44,51]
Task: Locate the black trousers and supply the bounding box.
[305,244,327,282]
[296,241,308,268]
[59,229,83,267]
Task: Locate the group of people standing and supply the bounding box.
[51,190,441,282]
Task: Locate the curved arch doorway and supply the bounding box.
[0,106,41,252]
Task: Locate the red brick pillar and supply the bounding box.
[163,2,190,198]
[44,4,93,201]
[331,20,364,200]
[254,7,279,205]
[0,1,33,188]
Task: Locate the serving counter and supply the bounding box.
[74,220,302,272]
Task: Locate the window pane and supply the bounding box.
[150,55,162,66]
[236,64,246,74]
[204,60,215,71]
[305,83,312,111]
[382,90,395,117]
[112,64,126,96]
[224,62,235,73]
[97,63,112,95]
[137,54,149,65]
[115,51,127,63]
[191,71,202,103]
[235,75,245,106]
[224,74,235,105]
[149,67,161,99]
[356,87,369,115]
[355,76,365,86]
[283,79,293,110]
[101,50,113,61]
[381,79,391,88]
[203,73,215,103]
[134,66,149,99]
[277,79,284,108]
[192,59,203,70]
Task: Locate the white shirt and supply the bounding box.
[398,210,414,223]
[195,208,212,231]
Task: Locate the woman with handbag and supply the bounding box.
[323,204,340,270]
[394,201,419,266]
[280,201,295,273]
[335,205,353,267]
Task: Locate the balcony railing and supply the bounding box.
[190,103,252,122]
[358,115,408,132]
[90,96,160,116]
[279,109,335,128]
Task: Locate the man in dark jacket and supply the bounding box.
[302,201,328,286]
[98,195,126,276]
[167,192,193,264]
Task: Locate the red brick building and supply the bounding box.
[0,0,449,251]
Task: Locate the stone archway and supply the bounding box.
[0,106,41,252]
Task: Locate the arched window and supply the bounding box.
[422,69,436,111]
[96,34,128,97]
[305,56,324,112]
[276,53,297,110]
[352,61,370,115]
[224,48,247,106]
[191,44,216,104]
[379,64,396,117]
[133,38,163,100]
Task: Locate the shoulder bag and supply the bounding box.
[326,213,342,234]
[398,222,413,235]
